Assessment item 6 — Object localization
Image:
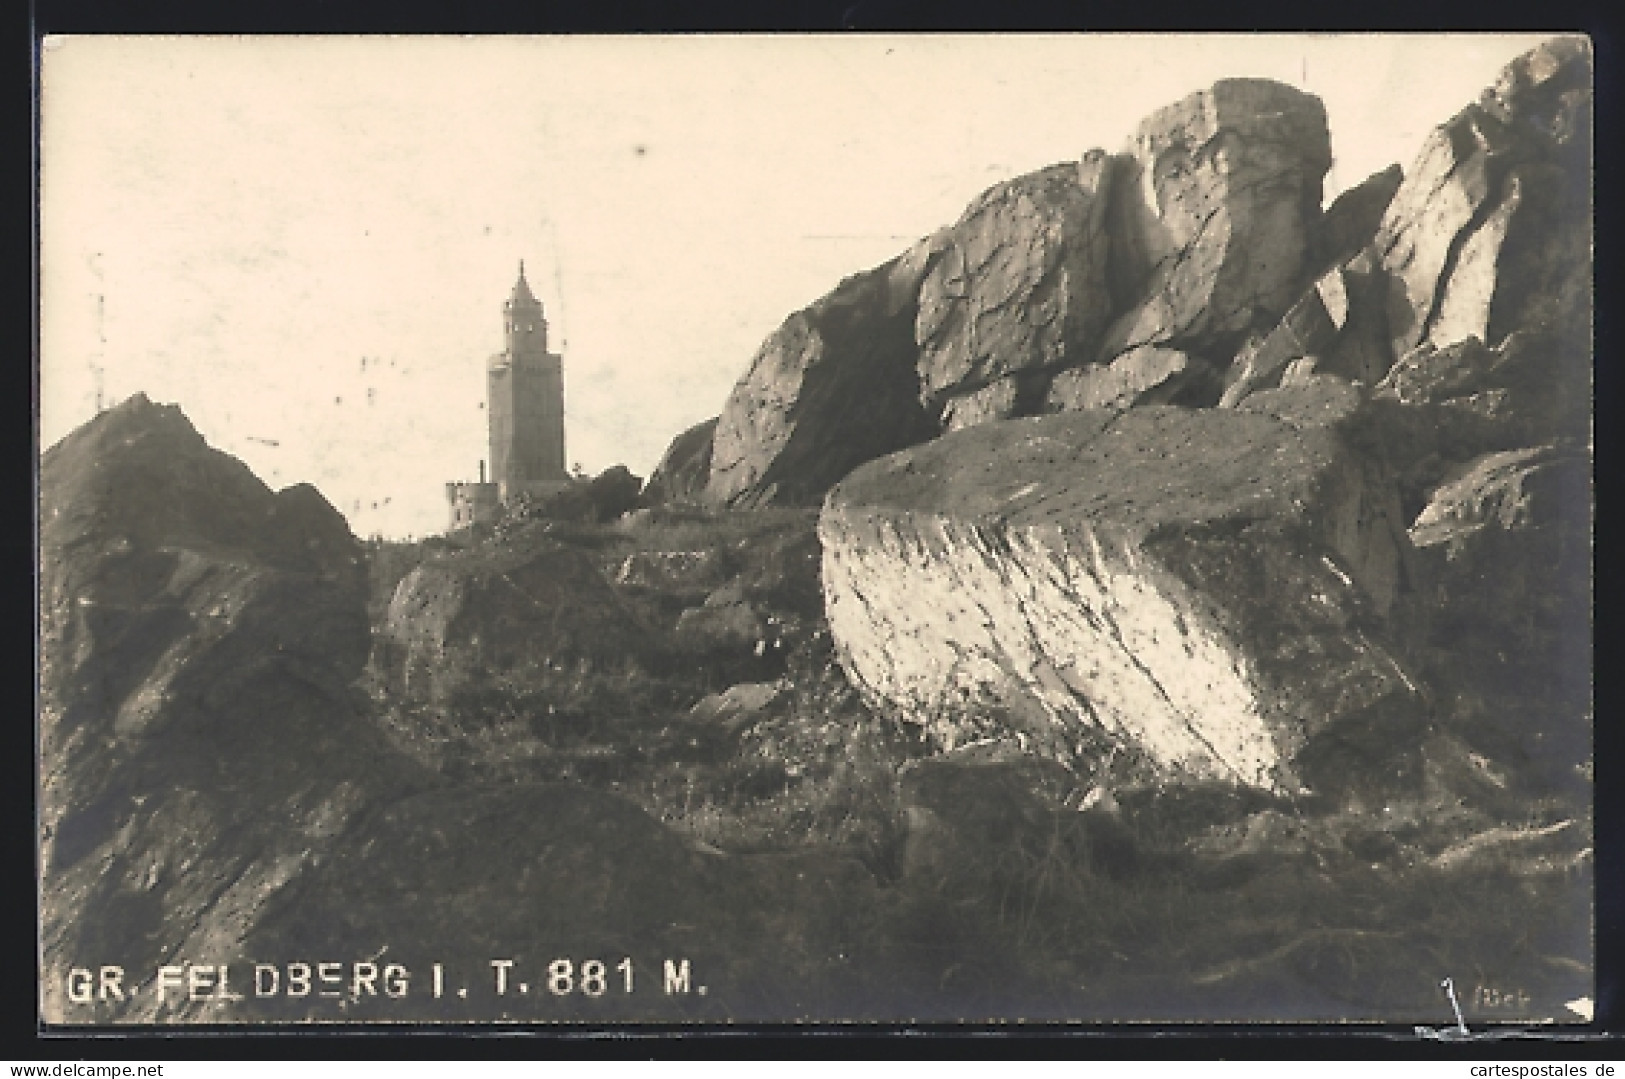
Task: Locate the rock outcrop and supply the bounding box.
[1406,443,1591,790]
[811,37,1591,807]
[642,416,718,506]
[1217,37,1591,415]
[704,235,946,508]
[1374,35,1591,359]
[915,157,1117,426]
[371,525,653,703]
[821,398,1419,793]
[1217,251,1394,407]
[695,38,1590,532]
[1311,164,1405,271]
[39,399,848,1024]
[1085,79,1333,405]
[38,395,416,1022]
[41,36,1593,1025]
[701,76,1345,507]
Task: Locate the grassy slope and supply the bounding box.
[357,504,1592,1022]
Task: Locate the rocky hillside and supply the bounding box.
[675,37,1589,515]
[36,401,883,1023]
[813,36,1591,808]
[40,36,1591,1026]
[38,395,414,1021]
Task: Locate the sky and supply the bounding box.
[39,33,1562,539]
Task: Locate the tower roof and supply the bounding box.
[508,260,542,310]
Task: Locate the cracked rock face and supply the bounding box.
[38,394,413,1023]
[915,156,1117,423]
[1218,251,1395,408]
[1095,79,1332,378]
[704,235,945,508]
[697,42,1589,522]
[700,77,1345,506]
[1374,36,1591,358]
[820,404,1418,793]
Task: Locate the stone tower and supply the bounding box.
[488,261,569,500]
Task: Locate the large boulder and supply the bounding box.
[704,234,946,508]
[915,156,1117,427]
[1088,78,1333,403]
[820,394,1420,794]
[641,416,717,507]
[1406,444,1591,791]
[1374,36,1591,358]
[38,395,419,1023]
[371,524,653,703]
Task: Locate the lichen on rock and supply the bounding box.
[820,403,1419,793]
[915,154,1118,423]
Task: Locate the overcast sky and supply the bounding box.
[40,33,1560,539]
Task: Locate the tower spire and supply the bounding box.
[508,258,540,310]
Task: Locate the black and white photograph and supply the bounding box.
[36,33,1595,1027]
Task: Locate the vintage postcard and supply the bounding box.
[36,33,1593,1026]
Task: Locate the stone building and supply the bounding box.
[446,262,571,530]
[446,461,501,530]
